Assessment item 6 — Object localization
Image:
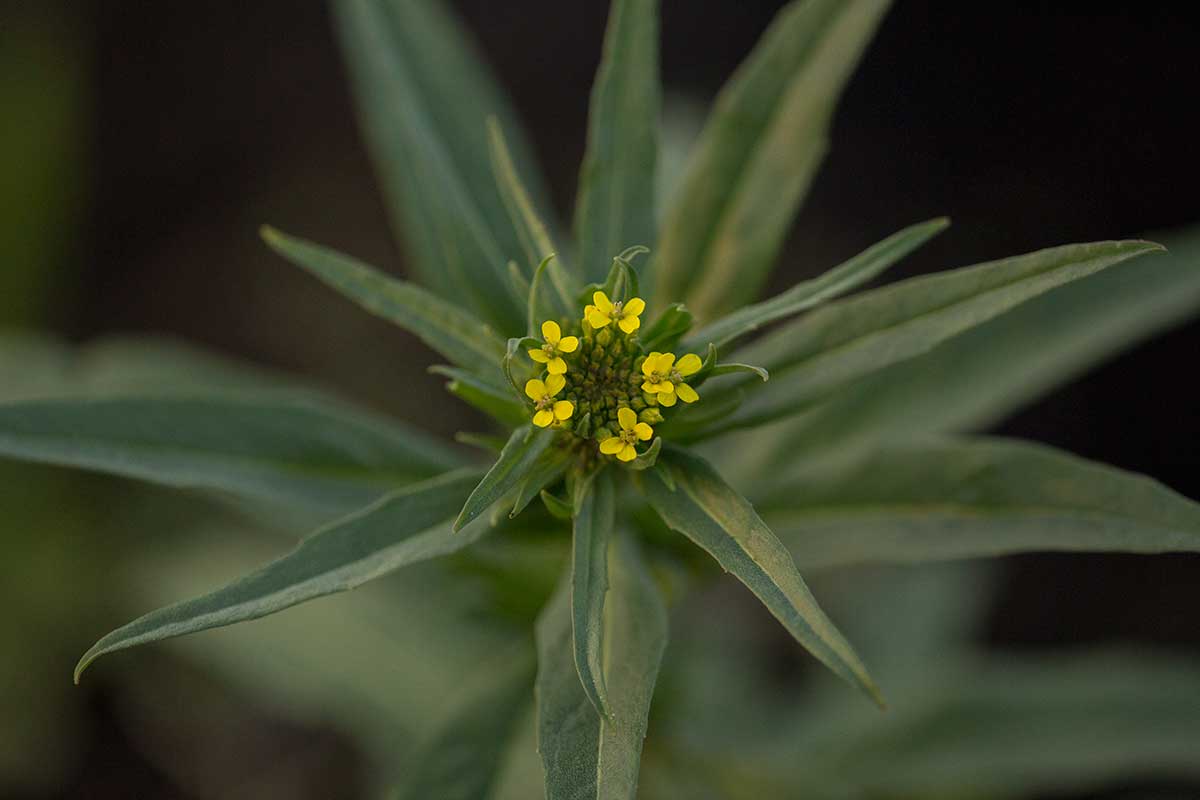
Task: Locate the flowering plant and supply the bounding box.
[4,0,1200,796]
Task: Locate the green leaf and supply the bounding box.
[758,436,1200,569]
[526,255,570,337]
[654,0,893,318]
[574,0,660,284]
[430,365,528,427]
[488,119,576,316]
[536,531,668,800]
[790,651,1200,796]
[333,0,547,333]
[395,640,536,800]
[262,226,507,379]
[685,218,948,349]
[638,449,881,706]
[711,240,1164,433]
[0,394,462,516]
[540,489,575,521]
[455,426,555,531]
[510,446,571,518]
[639,303,694,352]
[706,363,769,382]
[626,436,662,471]
[760,228,1200,460]
[571,468,616,718]
[75,468,486,682]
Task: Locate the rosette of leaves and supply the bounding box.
[3,0,1200,797]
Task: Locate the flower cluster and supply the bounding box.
[522,290,702,462]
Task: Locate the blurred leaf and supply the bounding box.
[572,467,616,718]
[759,227,1200,461]
[574,0,660,284]
[640,303,693,353]
[710,240,1163,433]
[759,436,1200,569]
[395,640,536,800]
[262,226,507,380]
[536,531,668,800]
[75,468,486,681]
[333,0,548,333]
[430,365,528,427]
[639,449,882,706]
[456,426,554,531]
[781,651,1200,797]
[488,121,576,315]
[685,218,948,350]
[0,394,462,516]
[654,0,892,318]
[490,705,544,800]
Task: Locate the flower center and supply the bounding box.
[648,371,665,384]
[620,429,639,445]
[543,343,558,357]
[611,300,624,318]
[535,396,552,410]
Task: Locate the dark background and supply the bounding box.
[5,1,1200,797]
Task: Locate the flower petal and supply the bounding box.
[634,422,653,441]
[658,352,676,371]
[586,308,611,328]
[624,297,645,317]
[642,353,660,377]
[524,379,546,400]
[545,373,566,395]
[675,383,699,403]
[618,315,641,334]
[528,348,550,364]
[541,320,561,344]
[676,353,703,376]
[553,400,574,420]
[657,380,675,394]
[617,407,637,431]
[547,357,567,375]
[593,291,613,313]
[617,444,637,462]
[600,437,625,455]
[533,409,555,427]
[657,391,677,407]
[557,336,579,353]
[641,380,661,394]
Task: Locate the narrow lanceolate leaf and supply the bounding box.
[654,0,893,318]
[262,227,506,380]
[395,640,535,800]
[758,436,1200,570]
[75,468,485,682]
[710,240,1164,433]
[574,0,660,284]
[334,0,546,333]
[759,228,1200,462]
[536,532,668,800]
[571,468,616,718]
[639,449,881,706]
[510,445,572,518]
[0,394,462,516]
[488,120,576,315]
[455,426,555,531]
[686,218,948,350]
[430,365,529,427]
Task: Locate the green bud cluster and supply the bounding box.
[561,321,646,441]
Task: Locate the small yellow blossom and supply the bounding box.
[527,320,579,375]
[586,291,645,334]
[525,374,574,427]
[641,352,676,396]
[657,352,702,407]
[599,407,653,462]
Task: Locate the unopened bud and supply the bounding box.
[639,408,664,425]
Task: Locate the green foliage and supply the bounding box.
[574,0,660,284]
[5,0,1200,797]
[654,0,893,318]
[536,532,667,800]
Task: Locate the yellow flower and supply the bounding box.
[525,374,574,427]
[657,352,702,407]
[599,407,653,462]
[585,291,645,334]
[527,320,579,375]
[641,351,676,396]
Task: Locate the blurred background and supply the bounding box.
[3,1,1199,797]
